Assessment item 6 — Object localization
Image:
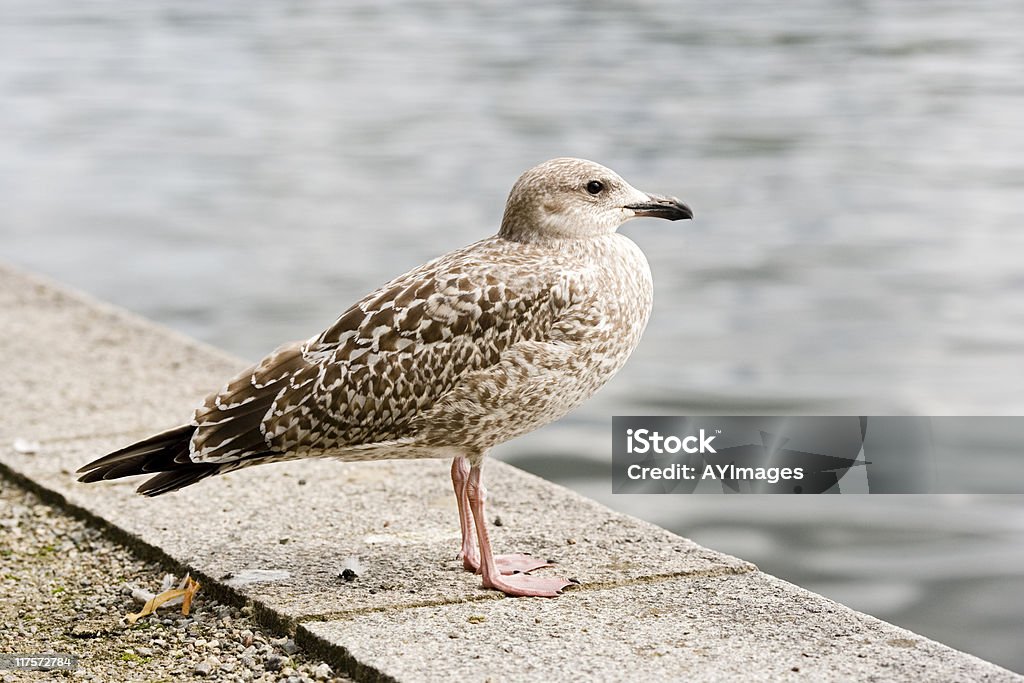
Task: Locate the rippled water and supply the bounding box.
[2,0,1023,672]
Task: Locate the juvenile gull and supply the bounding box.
[77,158,692,597]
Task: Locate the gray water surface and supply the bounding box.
[2,0,1023,672]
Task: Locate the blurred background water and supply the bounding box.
[2,0,1023,672]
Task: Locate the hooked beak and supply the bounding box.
[625,193,694,221]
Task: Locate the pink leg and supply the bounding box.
[451,457,553,575]
[450,457,479,571]
[466,463,571,597]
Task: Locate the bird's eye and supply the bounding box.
[586,180,604,195]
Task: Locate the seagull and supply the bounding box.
[77,158,692,597]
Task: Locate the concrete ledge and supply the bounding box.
[299,572,1005,683]
[1,263,1020,682]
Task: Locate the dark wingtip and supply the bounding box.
[77,469,108,484]
[76,424,199,493]
[135,465,219,497]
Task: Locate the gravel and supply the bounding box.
[0,478,353,682]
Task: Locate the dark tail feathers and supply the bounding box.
[76,424,220,496]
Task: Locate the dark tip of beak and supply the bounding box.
[625,194,693,221]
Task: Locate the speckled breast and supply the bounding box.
[551,232,655,410]
[431,232,655,452]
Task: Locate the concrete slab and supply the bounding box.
[0,435,754,621]
[300,571,1020,683]
[0,265,243,443]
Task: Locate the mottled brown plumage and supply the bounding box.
[78,157,692,596]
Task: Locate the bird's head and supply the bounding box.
[499,157,692,242]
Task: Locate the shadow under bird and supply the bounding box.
[77,157,693,597]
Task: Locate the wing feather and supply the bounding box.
[189,238,571,464]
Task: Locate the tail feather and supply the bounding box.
[76,424,220,496]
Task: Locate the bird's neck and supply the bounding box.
[499,213,617,245]
[493,230,630,264]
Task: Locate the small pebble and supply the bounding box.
[193,656,218,676]
[12,437,40,454]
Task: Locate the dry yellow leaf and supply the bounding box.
[126,574,201,624]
